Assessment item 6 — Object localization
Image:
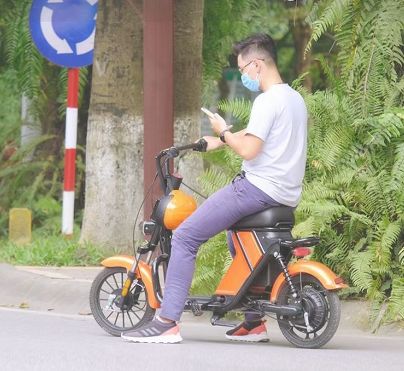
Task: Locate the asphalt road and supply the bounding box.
[1,308,403,371]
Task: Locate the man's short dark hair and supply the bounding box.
[233,33,278,66]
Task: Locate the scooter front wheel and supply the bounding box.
[90,267,155,336]
[276,273,341,349]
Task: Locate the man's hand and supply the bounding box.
[201,136,224,151]
[208,113,228,135]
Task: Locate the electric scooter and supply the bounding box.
[89,139,347,348]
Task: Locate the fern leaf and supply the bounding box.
[218,98,252,124]
[387,277,404,320]
[305,0,351,54]
[350,251,373,292]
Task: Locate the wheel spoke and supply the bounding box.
[127,311,135,327]
[106,311,114,320]
[112,274,119,289]
[100,288,111,295]
[122,311,125,328]
[105,280,115,291]
[114,312,120,325]
[130,309,141,320]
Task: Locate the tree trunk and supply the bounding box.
[80,0,144,250]
[173,0,204,192]
[291,18,312,91]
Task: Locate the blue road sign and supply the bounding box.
[29,0,98,68]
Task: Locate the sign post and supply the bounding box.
[63,68,79,236]
[29,0,98,236]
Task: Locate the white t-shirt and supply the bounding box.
[242,84,307,207]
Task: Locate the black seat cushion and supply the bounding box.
[230,206,295,229]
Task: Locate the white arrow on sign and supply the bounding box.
[76,27,95,55]
[76,14,96,55]
[40,6,73,54]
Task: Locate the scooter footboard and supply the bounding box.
[101,255,160,309]
[270,260,348,303]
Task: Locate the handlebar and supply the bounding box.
[177,138,208,152]
[158,138,208,159]
[156,138,208,195]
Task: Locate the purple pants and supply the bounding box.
[159,175,280,321]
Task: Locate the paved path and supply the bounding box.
[1,307,403,371]
[0,263,403,371]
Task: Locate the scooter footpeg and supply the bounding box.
[187,299,203,316]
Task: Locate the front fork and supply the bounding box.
[117,259,140,308]
[116,226,163,309]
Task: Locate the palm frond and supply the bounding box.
[218,98,252,124]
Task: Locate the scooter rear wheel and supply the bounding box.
[90,267,155,336]
[276,273,341,349]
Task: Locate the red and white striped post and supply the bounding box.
[62,68,79,236]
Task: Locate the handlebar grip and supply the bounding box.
[160,138,208,157]
[193,138,208,152]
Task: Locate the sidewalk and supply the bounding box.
[0,263,101,315]
[0,263,403,337]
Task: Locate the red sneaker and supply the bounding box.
[225,320,269,342]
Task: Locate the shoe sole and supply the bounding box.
[225,333,270,343]
[121,333,183,344]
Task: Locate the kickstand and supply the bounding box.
[210,314,238,328]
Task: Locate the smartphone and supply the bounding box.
[201,107,215,119]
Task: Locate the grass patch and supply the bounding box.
[0,233,107,266]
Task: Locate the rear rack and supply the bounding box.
[280,237,320,248]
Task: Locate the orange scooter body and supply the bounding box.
[269,259,347,302]
[102,227,346,310]
[214,230,347,300]
[215,231,263,296]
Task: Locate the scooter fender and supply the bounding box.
[101,255,160,309]
[270,260,348,303]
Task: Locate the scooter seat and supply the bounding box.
[230,206,295,229]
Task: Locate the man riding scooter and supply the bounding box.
[121,33,308,344]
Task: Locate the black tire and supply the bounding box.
[276,273,341,349]
[89,267,155,336]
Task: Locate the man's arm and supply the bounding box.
[223,131,263,160]
[208,115,263,160]
[202,128,248,151]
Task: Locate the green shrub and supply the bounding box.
[0,232,107,266]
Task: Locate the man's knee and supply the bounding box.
[172,227,205,256]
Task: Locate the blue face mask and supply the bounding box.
[241,73,260,92]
